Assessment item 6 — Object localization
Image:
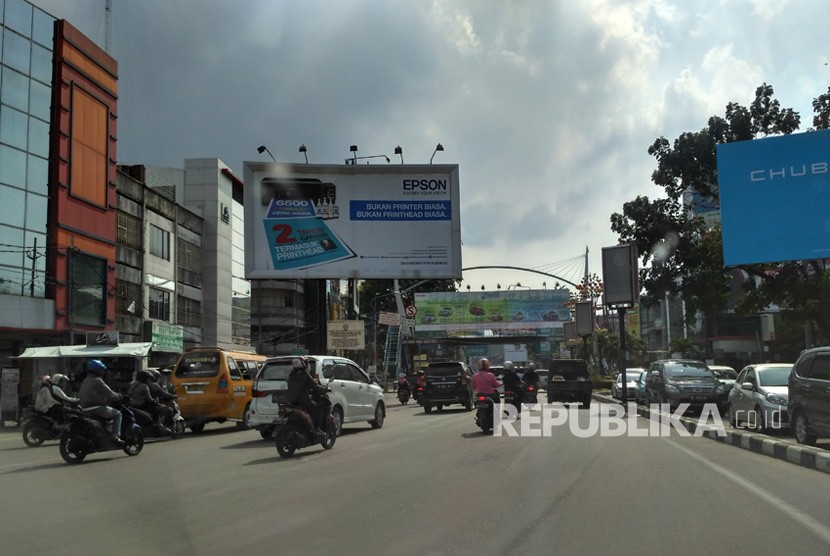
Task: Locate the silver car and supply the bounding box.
[611,369,645,400]
[249,355,385,439]
[727,364,792,432]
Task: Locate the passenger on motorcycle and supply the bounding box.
[502,361,523,404]
[34,374,79,422]
[471,358,501,405]
[129,370,173,431]
[77,359,124,442]
[522,363,540,390]
[286,357,327,435]
[157,367,177,396]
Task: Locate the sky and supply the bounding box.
[29,0,830,293]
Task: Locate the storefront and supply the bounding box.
[14,341,155,404]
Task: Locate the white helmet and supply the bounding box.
[504,361,514,370]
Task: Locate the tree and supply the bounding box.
[611,84,801,328]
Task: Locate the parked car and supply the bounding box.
[709,365,738,394]
[644,360,729,410]
[422,361,473,413]
[789,347,830,445]
[634,370,649,405]
[611,369,645,400]
[546,359,592,409]
[727,363,791,432]
[248,355,385,439]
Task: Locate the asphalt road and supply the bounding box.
[1,396,830,555]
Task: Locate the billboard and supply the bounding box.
[243,163,461,279]
[414,289,570,334]
[602,243,638,307]
[717,130,830,266]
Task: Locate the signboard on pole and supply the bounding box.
[327,320,365,351]
[602,244,639,308]
[378,312,400,326]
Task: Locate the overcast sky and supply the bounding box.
[30,0,830,291]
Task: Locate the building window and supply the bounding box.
[70,86,108,207]
[149,288,171,321]
[117,212,142,249]
[70,250,106,325]
[149,224,170,260]
[177,237,200,273]
[177,295,201,328]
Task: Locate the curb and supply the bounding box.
[593,393,830,475]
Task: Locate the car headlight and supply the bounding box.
[715,384,728,394]
[765,392,787,405]
[664,383,680,393]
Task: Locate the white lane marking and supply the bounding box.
[668,438,830,545]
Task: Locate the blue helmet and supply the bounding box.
[85,359,107,375]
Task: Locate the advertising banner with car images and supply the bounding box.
[243,162,461,279]
[413,289,571,334]
[717,129,830,266]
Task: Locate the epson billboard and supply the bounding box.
[243,163,462,279]
[717,130,830,266]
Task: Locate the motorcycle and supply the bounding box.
[21,406,69,447]
[413,385,424,406]
[504,388,522,416]
[523,383,539,404]
[397,377,411,405]
[130,405,181,440]
[162,398,186,438]
[58,400,144,464]
[274,384,336,458]
[474,393,497,434]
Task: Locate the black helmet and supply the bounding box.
[85,359,107,375]
[291,357,308,371]
[136,369,152,383]
[149,369,161,382]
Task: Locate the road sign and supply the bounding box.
[405,305,417,318]
[378,312,400,326]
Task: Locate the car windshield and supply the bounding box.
[757,366,791,387]
[664,362,713,379]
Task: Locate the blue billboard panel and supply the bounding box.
[717,130,830,266]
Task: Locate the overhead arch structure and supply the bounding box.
[462,266,579,289]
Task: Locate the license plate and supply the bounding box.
[184,385,204,394]
[690,395,707,401]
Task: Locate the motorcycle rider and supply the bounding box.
[157,367,176,396]
[77,359,124,442]
[34,374,79,422]
[286,357,326,435]
[128,370,172,433]
[522,363,540,395]
[471,358,501,406]
[502,361,523,406]
[147,369,177,428]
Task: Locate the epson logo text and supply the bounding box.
[402,179,447,191]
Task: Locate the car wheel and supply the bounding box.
[793,411,817,446]
[370,403,385,429]
[752,405,766,433]
[259,426,274,440]
[580,398,591,409]
[190,422,205,434]
[465,396,473,411]
[424,403,433,414]
[237,403,252,429]
[436,404,444,412]
[331,407,344,437]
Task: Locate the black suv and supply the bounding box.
[789,347,830,446]
[546,359,592,409]
[644,359,728,410]
[422,361,473,413]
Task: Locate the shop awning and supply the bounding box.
[16,342,154,359]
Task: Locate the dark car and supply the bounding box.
[788,347,830,446]
[644,359,728,410]
[546,359,592,409]
[422,361,473,413]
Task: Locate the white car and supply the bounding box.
[249,355,385,439]
[611,368,645,400]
